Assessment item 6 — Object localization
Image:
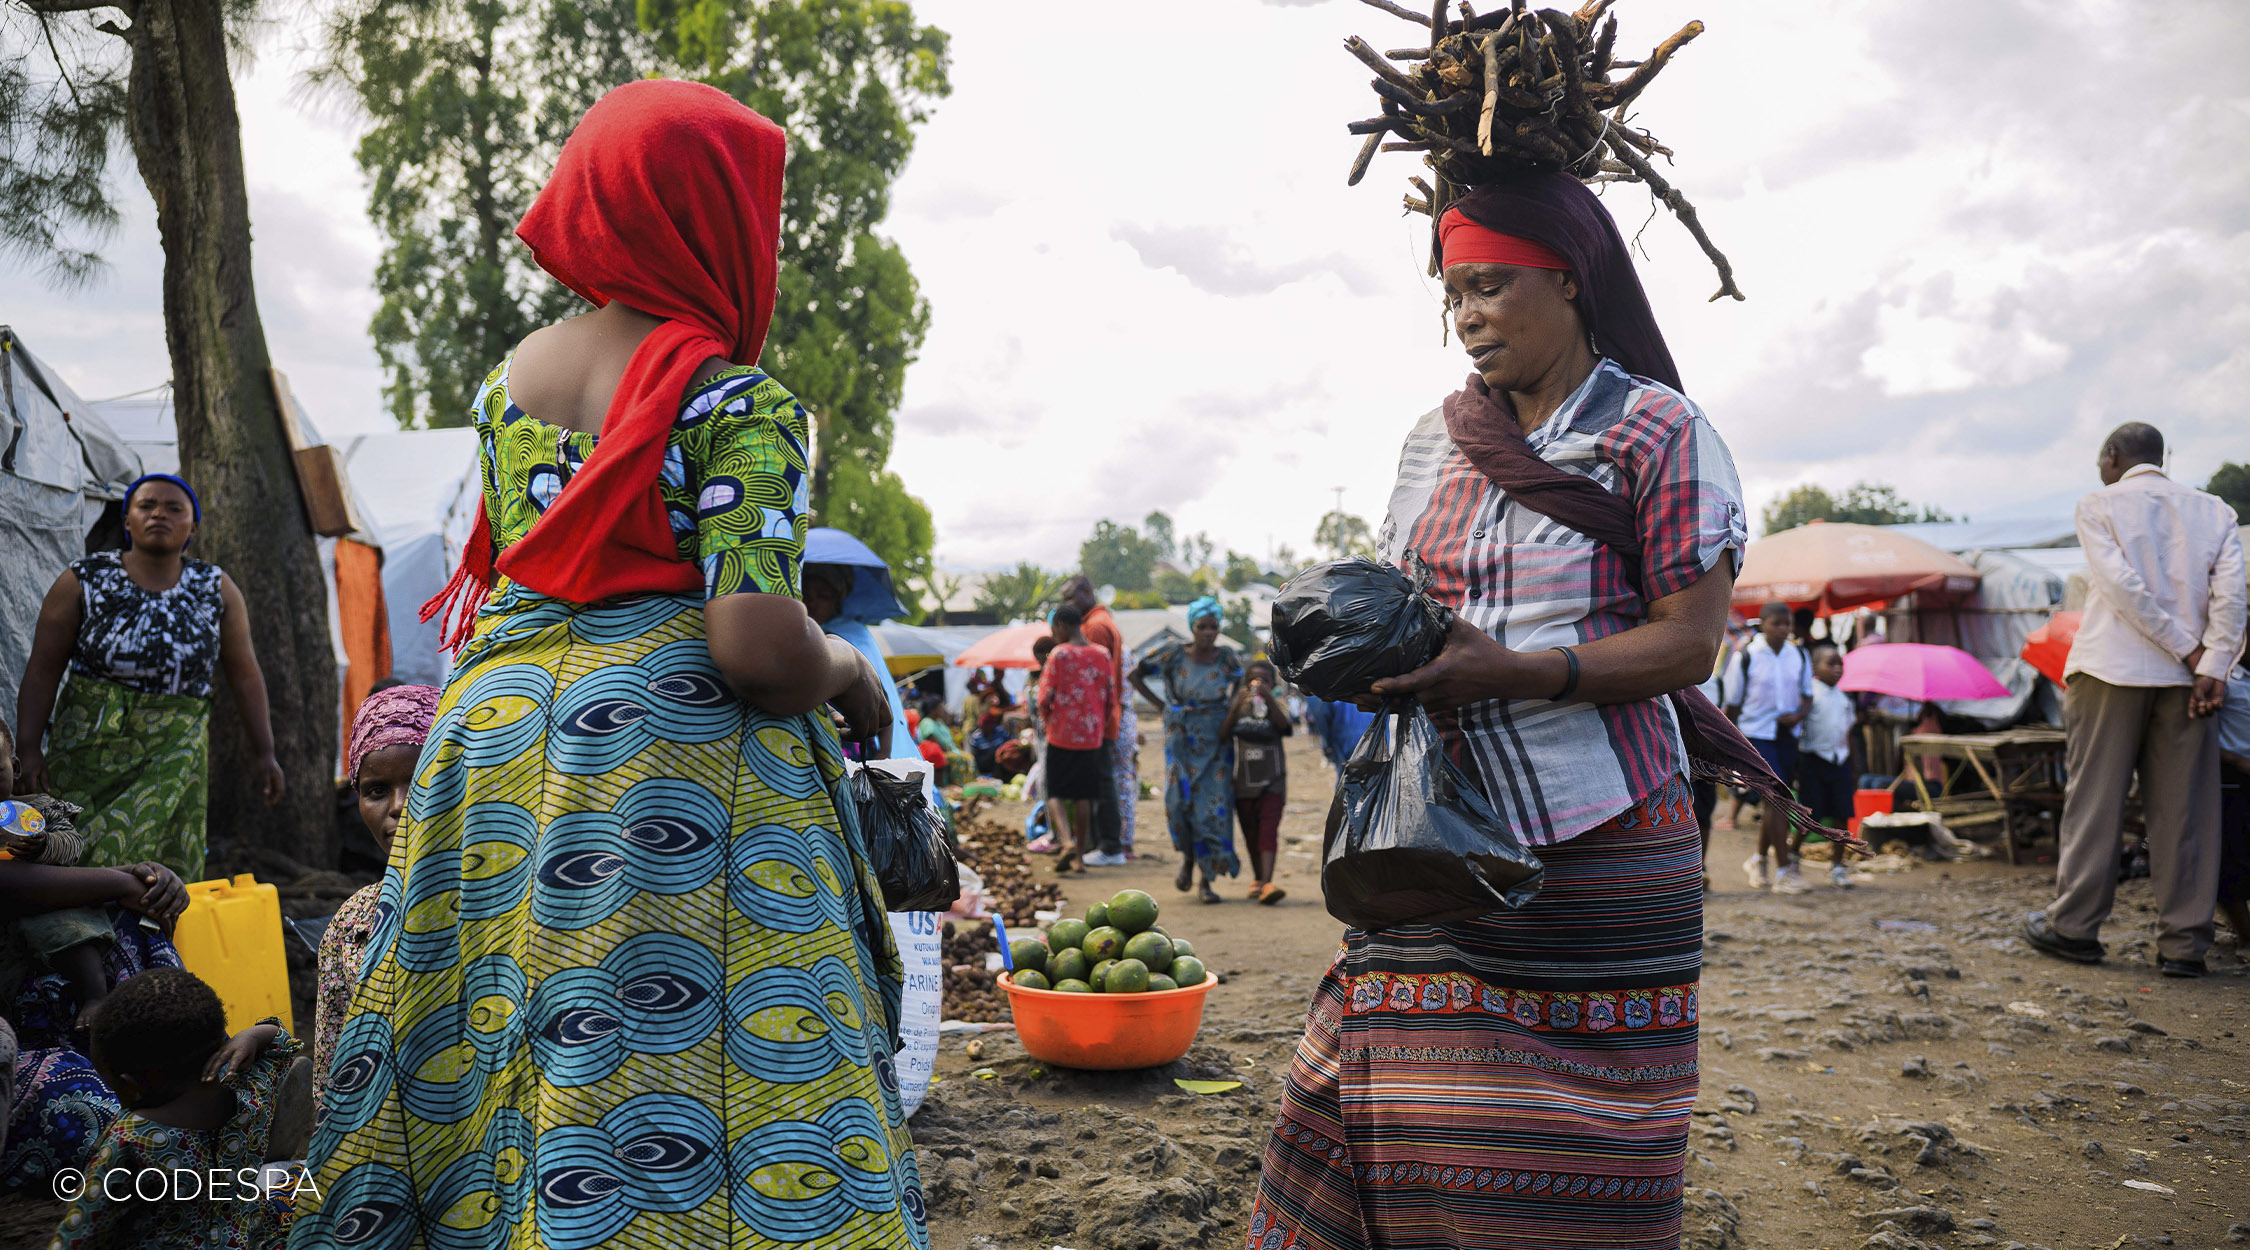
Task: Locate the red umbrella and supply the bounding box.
[2020,610,2081,685]
[1733,521,1981,615]
[952,622,1054,670]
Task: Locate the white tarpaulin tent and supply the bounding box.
[0,328,143,721]
[334,429,482,687]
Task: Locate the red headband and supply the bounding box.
[1437,207,1569,271]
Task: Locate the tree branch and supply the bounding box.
[18,0,129,12]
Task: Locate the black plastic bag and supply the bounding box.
[853,765,961,913]
[1269,557,1455,701]
[1321,704,1543,930]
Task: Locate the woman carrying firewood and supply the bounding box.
[1247,163,1752,1250]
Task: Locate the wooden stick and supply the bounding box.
[1602,134,1743,301]
[1346,36,1425,92]
[1608,20,1702,114]
[1588,14,1617,76]
[1348,131,1386,185]
[1429,0,1447,50]
[1385,47,1435,59]
[1477,30,1503,156]
[1356,0,1432,25]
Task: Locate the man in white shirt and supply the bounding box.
[1725,602,1815,892]
[2024,423,2247,978]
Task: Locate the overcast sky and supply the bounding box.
[7,0,2246,570]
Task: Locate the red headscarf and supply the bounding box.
[425,79,787,646]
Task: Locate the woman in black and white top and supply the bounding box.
[14,474,283,879]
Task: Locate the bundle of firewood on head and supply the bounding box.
[1344,0,1742,301]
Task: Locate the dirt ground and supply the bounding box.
[1,722,2239,1249]
[922,722,2250,1250]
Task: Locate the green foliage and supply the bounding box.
[1760,482,1957,536]
[320,0,949,576]
[2206,462,2250,525]
[1079,518,1160,592]
[1152,566,1204,604]
[912,565,964,625]
[1141,510,1176,564]
[1222,551,1262,591]
[973,562,1059,624]
[1221,596,1256,649]
[1108,589,1168,610]
[0,10,130,284]
[1315,510,1375,560]
[821,458,932,619]
[1267,543,1305,582]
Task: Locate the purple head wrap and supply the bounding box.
[348,684,441,781]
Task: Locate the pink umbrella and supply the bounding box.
[1838,643,2010,702]
[952,622,1055,671]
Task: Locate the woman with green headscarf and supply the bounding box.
[1130,596,1243,903]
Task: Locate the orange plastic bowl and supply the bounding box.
[999,970,1217,1070]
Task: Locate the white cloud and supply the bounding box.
[6,0,2246,567]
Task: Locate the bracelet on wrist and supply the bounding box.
[1549,646,1581,702]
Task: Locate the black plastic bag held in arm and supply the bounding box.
[1269,556,1455,701]
[852,765,962,913]
[1321,704,1543,931]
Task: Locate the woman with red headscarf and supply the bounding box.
[1247,171,1756,1250]
[292,81,924,1249]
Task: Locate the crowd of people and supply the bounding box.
[0,71,2241,1250]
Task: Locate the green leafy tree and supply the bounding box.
[1079,518,1159,592]
[1142,510,1176,564]
[1221,596,1257,649]
[913,566,963,625]
[1268,543,1305,582]
[1222,551,1262,591]
[1761,482,1957,535]
[3,1,341,867]
[1109,589,1168,610]
[2207,462,2250,525]
[1179,531,1216,574]
[321,0,950,582]
[822,462,931,619]
[1315,510,1376,560]
[1152,567,1201,604]
[973,562,1058,624]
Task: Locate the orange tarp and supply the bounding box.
[335,537,392,751]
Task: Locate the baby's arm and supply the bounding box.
[205,1020,286,1083]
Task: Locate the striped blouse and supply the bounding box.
[1376,359,1748,846]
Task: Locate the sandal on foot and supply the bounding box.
[1198,881,1223,904]
[1258,883,1286,905]
[1175,860,1194,893]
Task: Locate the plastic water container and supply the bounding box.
[174,875,293,1034]
[1850,789,1895,835]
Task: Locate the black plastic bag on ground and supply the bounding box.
[853,764,962,913]
[1322,704,1543,930]
[1269,556,1455,701]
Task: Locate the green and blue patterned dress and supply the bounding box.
[291,357,927,1250]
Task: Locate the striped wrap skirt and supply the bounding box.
[1248,777,1701,1249]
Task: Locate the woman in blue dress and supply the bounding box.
[1131,598,1244,903]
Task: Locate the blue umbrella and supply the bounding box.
[804,527,908,623]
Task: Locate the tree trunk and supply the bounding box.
[122,0,340,872]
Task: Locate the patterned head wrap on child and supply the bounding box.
[1188,596,1223,626]
[348,685,442,781]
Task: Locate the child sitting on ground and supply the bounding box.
[313,684,438,1115]
[1796,644,1858,888]
[1,717,186,1046]
[53,968,303,1248]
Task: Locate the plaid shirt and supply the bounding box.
[1377,359,1747,846]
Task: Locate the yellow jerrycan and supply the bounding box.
[173,875,293,1034]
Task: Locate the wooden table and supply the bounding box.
[1896,730,2066,864]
